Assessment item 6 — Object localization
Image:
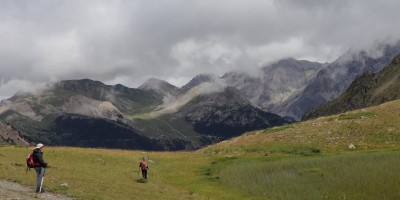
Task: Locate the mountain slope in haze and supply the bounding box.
[138,78,181,104]
[0,79,289,150]
[181,74,222,91]
[138,82,288,140]
[181,43,400,121]
[176,87,288,137]
[303,54,400,120]
[55,79,162,114]
[222,58,324,118]
[0,79,185,149]
[280,42,400,120]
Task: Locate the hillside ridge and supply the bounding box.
[303,54,400,120]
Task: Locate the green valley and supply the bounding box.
[1,99,400,199]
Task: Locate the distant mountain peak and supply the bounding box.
[138,78,176,91]
[267,57,324,71]
[181,73,222,90]
[138,78,180,101]
[57,78,105,87]
[273,57,297,64]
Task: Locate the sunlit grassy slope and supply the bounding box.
[207,99,400,153]
[1,99,400,199]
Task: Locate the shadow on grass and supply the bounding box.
[136,178,147,183]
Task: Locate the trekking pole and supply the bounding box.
[39,168,45,193]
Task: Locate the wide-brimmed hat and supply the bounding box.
[36,143,44,149]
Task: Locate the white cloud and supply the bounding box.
[170,39,243,75]
[1,0,400,98]
[0,79,48,100]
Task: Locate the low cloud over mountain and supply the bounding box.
[2,1,400,100]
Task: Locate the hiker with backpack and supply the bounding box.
[31,143,48,193]
[139,157,149,180]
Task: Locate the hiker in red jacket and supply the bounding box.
[32,143,48,193]
[139,157,149,180]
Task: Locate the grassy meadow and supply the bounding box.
[1,100,400,199]
[218,150,400,199]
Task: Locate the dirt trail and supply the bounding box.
[0,180,74,200]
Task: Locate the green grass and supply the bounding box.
[2,100,400,199]
[218,150,400,200]
[1,146,399,200]
[0,146,256,199]
[261,124,296,134]
[337,111,376,120]
[205,144,321,156]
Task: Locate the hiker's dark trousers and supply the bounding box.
[34,167,45,193]
[142,170,147,179]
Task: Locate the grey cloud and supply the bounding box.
[1,0,400,100]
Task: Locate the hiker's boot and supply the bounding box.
[36,188,41,193]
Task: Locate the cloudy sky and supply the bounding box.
[1,0,400,100]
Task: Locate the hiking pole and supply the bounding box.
[39,168,45,193]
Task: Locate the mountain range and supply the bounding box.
[0,79,288,150]
[2,42,400,150]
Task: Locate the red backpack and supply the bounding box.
[139,161,148,170]
[26,153,40,168]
